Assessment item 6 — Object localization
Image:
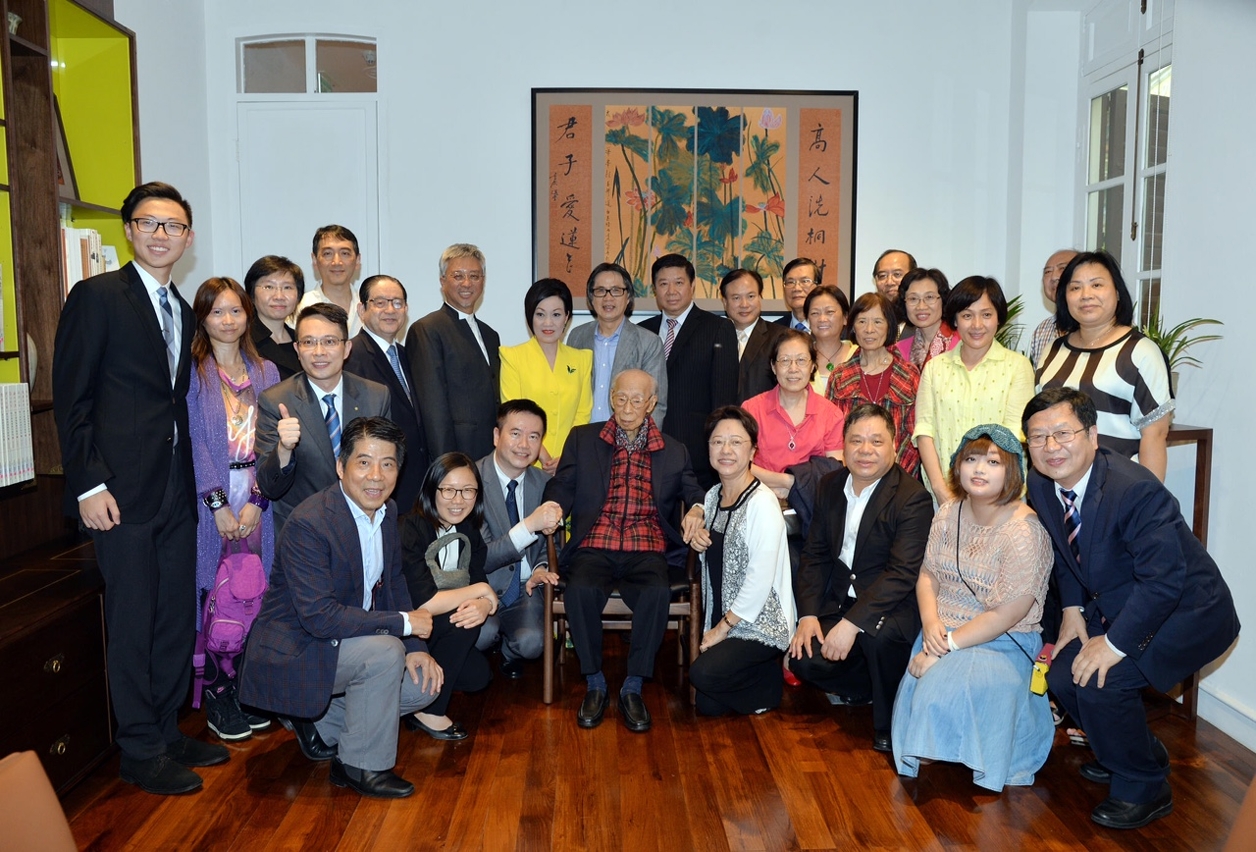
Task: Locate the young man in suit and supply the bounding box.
[255,303,391,537]
[543,369,707,732]
[775,257,820,331]
[789,403,934,754]
[405,243,501,460]
[53,182,229,794]
[566,262,668,426]
[240,417,441,799]
[344,274,428,514]
[296,224,364,339]
[1024,388,1240,829]
[476,400,564,678]
[637,254,738,489]
[720,268,786,402]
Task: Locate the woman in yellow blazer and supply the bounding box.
[500,278,593,474]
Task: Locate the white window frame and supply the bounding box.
[236,34,378,97]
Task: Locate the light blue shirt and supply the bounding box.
[590,319,623,421]
[341,485,410,635]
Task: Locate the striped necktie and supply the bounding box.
[158,286,177,382]
[664,317,677,359]
[386,343,410,396]
[1061,488,1081,565]
[323,393,341,458]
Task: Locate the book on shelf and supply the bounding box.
[60,227,108,297]
[0,383,35,487]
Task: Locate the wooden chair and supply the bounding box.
[541,531,701,705]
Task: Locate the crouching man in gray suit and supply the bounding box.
[240,417,441,798]
[476,400,565,679]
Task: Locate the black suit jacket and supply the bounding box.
[250,320,301,379]
[795,465,933,638]
[405,303,501,460]
[344,331,429,513]
[738,319,787,403]
[239,486,422,718]
[543,421,705,569]
[638,306,738,487]
[53,262,196,520]
[1027,449,1239,691]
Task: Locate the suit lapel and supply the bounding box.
[297,377,338,468]
[743,320,770,363]
[329,489,368,606]
[121,265,173,381]
[853,468,895,565]
[669,307,702,357]
[478,457,512,535]
[1078,453,1107,584]
[444,303,489,368]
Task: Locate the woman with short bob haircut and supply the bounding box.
[894,268,958,369]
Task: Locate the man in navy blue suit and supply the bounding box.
[1024,388,1239,830]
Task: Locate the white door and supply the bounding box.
[237,100,379,289]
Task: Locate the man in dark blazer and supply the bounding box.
[775,256,820,331]
[256,303,390,537]
[720,268,787,402]
[53,182,228,795]
[405,243,501,460]
[789,403,933,754]
[637,254,738,488]
[1024,388,1240,829]
[344,274,428,513]
[543,369,707,732]
[476,399,564,678]
[240,418,440,799]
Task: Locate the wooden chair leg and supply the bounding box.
[543,583,555,705]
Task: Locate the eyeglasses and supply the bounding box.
[783,277,815,289]
[1026,428,1085,448]
[318,248,357,262]
[296,336,346,350]
[612,393,650,408]
[257,282,298,295]
[130,218,189,237]
[436,486,478,500]
[591,286,628,298]
[708,437,750,449]
[874,270,906,283]
[775,356,812,367]
[904,294,940,306]
[368,297,405,311]
[445,271,484,284]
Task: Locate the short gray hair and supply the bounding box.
[439,243,486,277]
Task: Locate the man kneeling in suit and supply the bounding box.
[1024,388,1240,829]
[789,403,933,754]
[240,417,442,798]
[544,369,707,732]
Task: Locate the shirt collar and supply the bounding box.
[133,262,171,296]
[595,318,625,342]
[1055,462,1094,506]
[363,326,397,354]
[307,374,345,402]
[341,483,388,528]
[492,455,526,491]
[446,302,476,321]
[662,301,695,327]
[844,472,883,502]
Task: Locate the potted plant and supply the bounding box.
[996,294,1025,353]
[1139,309,1223,393]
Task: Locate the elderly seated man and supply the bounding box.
[543,369,706,732]
[239,417,441,799]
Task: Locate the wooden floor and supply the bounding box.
[63,635,1253,852]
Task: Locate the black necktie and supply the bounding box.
[501,480,522,607]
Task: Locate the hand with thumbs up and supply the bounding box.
[277,402,301,450]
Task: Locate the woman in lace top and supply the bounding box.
[892,424,1054,792]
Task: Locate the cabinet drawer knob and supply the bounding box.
[50,735,71,756]
[44,653,65,674]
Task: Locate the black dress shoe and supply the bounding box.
[279,716,337,761]
[403,714,469,741]
[872,733,893,754]
[617,692,652,733]
[329,758,415,799]
[1080,736,1170,784]
[1091,782,1173,829]
[166,735,229,767]
[501,657,525,680]
[577,688,607,728]
[120,754,203,795]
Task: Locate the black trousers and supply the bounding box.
[91,458,197,760]
[564,548,670,679]
[689,637,784,716]
[424,611,490,716]
[789,613,913,735]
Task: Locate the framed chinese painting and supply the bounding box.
[532,88,857,311]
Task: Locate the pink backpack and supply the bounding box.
[192,541,267,707]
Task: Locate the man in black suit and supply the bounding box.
[720,268,786,402]
[405,243,501,460]
[775,256,820,331]
[344,274,428,513]
[240,417,441,799]
[637,254,737,488]
[873,249,917,342]
[543,369,707,732]
[789,403,933,754]
[1024,388,1240,829]
[53,182,228,795]
[256,303,391,537]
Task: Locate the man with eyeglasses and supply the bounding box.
[872,249,917,343]
[543,369,707,732]
[54,182,229,794]
[775,257,820,331]
[1023,388,1239,830]
[256,302,391,537]
[405,243,501,460]
[297,225,365,339]
[567,262,668,425]
[344,275,428,513]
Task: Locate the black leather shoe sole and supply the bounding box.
[329,759,415,799]
[577,689,607,728]
[1091,783,1173,829]
[403,715,469,740]
[617,692,652,733]
[279,716,337,761]
[166,736,229,767]
[1080,737,1170,784]
[872,734,892,754]
[120,755,203,795]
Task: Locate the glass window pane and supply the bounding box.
[1138,278,1161,329]
[1086,185,1124,265]
[1088,85,1128,184]
[243,40,306,93]
[315,40,377,93]
[1141,172,1166,272]
[1145,65,1171,168]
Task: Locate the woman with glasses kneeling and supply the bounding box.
[686,407,796,716]
[892,424,1054,792]
[400,453,501,740]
